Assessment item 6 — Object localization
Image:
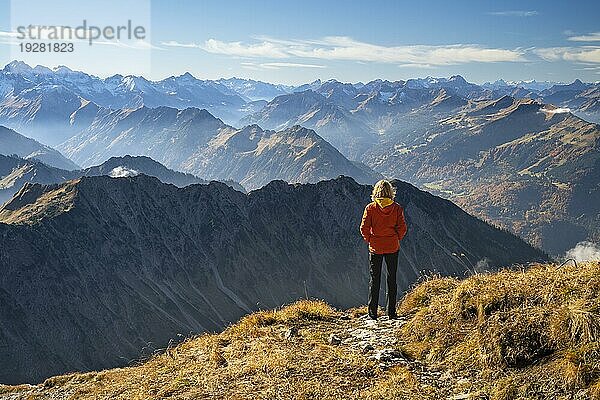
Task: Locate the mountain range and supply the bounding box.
[1,61,598,146]
[57,106,381,189]
[0,154,79,205]
[0,61,246,144]
[0,174,547,384]
[243,76,599,156]
[240,89,379,159]
[0,153,245,205]
[363,97,600,253]
[215,77,294,101]
[1,60,598,253]
[240,82,599,253]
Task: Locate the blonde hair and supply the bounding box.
[371,179,396,201]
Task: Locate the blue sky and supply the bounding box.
[1,0,599,84]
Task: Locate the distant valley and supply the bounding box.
[364,97,600,253]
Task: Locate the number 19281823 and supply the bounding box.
[19,42,74,52]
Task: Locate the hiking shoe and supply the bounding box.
[368,313,378,320]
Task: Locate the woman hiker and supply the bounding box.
[359,180,407,320]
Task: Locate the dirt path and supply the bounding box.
[333,313,479,400]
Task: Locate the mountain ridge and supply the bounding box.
[0,154,245,205]
[0,126,79,170]
[0,174,547,384]
[58,106,382,189]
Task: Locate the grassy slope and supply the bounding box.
[1,262,599,400]
[398,261,600,399]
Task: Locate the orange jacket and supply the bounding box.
[360,201,407,254]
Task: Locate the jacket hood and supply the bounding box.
[375,197,393,208]
[374,198,395,214]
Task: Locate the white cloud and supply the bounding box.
[398,63,436,69]
[93,39,163,50]
[535,46,600,63]
[162,35,600,70]
[164,37,295,58]
[264,62,325,69]
[203,38,289,58]
[568,32,600,42]
[109,166,140,178]
[541,106,571,114]
[240,62,260,71]
[0,30,19,46]
[565,241,600,262]
[195,36,525,66]
[161,40,202,48]
[488,11,538,17]
[0,29,158,50]
[241,61,325,70]
[0,30,18,38]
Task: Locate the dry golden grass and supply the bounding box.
[225,299,337,337]
[3,264,600,399]
[1,300,426,399]
[0,179,79,225]
[396,261,600,399]
[347,305,385,319]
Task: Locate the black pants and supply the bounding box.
[368,251,398,317]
